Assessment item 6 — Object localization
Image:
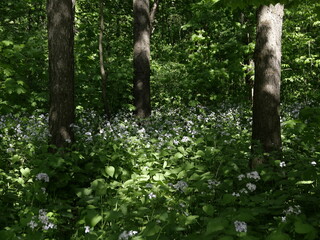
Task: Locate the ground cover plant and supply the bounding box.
[0,101,319,240]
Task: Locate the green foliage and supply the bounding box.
[1,102,319,239]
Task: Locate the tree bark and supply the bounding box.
[133,0,151,118]
[47,0,75,149]
[99,0,111,119]
[251,4,284,167]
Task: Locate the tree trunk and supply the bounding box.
[133,0,151,118]
[150,0,160,34]
[47,0,75,149]
[251,4,284,167]
[99,0,111,119]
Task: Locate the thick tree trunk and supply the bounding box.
[47,0,75,149]
[251,4,284,167]
[133,0,151,118]
[99,0,111,119]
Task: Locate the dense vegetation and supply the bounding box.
[0,0,320,239]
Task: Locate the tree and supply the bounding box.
[47,0,75,149]
[251,3,284,167]
[133,0,152,118]
[99,0,111,119]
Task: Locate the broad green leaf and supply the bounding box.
[153,173,165,181]
[206,217,228,234]
[178,146,186,154]
[185,215,199,225]
[203,204,214,216]
[267,232,290,240]
[143,222,161,237]
[2,40,13,46]
[76,188,92,198]
[294,221,314,234]
[85,210,102,227]
[20,167,30,177]
[105,166,115,177]
[296,180,314,185]
[174,152,183,159]
[218,237,234,240]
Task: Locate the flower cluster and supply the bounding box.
[118,230,138,240]
[208,179,220,189]
[28,209,56,231]
[36,173,50,182]
[170,180,188,192]
[234,220,247,233]
[148,192,156,199]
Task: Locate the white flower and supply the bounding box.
[84,225,90,233]
[234,221,247,233]
[208,179,220,189]
[246,171,260,180]
[181,136,190,142]
[145,183,153,188]
[28,220,38,230]
[239,188,248,194]
[173,139,179,145]
[65,138,71,143]
[238,174,245,181]
[280,161,286,168]
[118,230,138,240]
[36,173,49,182]
[283,205,301,215]
[281,216,286,222]
[311,161,317,166]
[172,180,188,192]
[6,147,15,153]
[148,192,156,199]
[232,192,240,197]
[246,183,256,192]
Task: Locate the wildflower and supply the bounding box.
[6,147,15,153]
[36,173,49,182]
[181,136,190,142]
[246,171,260,180]
[232,192,240,197]
[43,222,56,230]
[65,138,71,143]
[311,161,317,166]
[280,161,286,168]
[41,187,46,193]
[234,221,247,233]
[145,183,153,188]
[237,174,245,181]
[173,139,179,145]
[118,230,138,240]
[84,225,90,233]
[239,188,248,194]
[148,192,156,199]
[281,216,286,222]
[208,179,220,189]
[28,220,38,230]
[283,205,301,215]
[246,183,256,192]
[172,180,188,192]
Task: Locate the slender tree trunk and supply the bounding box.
[47,0,75,149]
[133,0,151,118]
[251,3,284,168]
[150,0,160,34]
[99,0,111,119]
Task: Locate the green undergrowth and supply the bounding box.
[0,103,319,240]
